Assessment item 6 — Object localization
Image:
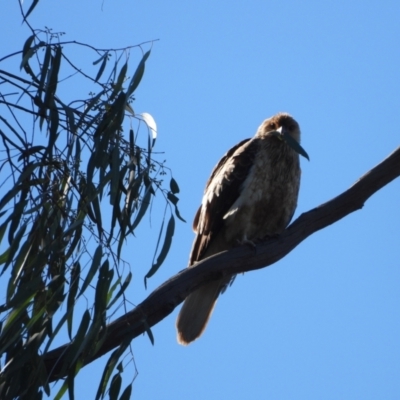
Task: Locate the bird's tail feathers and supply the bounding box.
[176,279,223,345]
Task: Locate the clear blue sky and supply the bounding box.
[1,1,400,399]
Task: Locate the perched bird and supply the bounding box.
[176,112,303,345]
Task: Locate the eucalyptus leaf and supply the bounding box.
[130,185,152,232]
[142,318,154,345]
[170,177,180,194]
[94,52,108,82]
[119,384,132,400]
[20,35,35,70]
[24,0,40,19]
[126,50,151,97]
[109,373,122,400]
[95,339,131,400]
[78,245,102,297]
[145,214,175,286]
[112,62,128,99]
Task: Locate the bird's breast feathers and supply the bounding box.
[222,139,300,241]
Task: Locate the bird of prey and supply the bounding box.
[176,112,303,345]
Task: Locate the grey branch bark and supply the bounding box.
[44,146,400,382]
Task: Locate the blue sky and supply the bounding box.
[1,0,400,399]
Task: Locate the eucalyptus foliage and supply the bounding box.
[0,3,182,399]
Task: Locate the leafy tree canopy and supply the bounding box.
[0,2,183,398]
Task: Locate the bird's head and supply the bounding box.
[258,112,309,160]
[259,112,300,142]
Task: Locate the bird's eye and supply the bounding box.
[268,122,276,130]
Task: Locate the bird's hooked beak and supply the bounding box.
[270,126,310,161]
[270,126,285,140]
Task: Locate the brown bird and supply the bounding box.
[176,112,303,345]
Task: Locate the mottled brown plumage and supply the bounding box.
[176,113,302,345]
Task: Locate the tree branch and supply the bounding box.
[44,145,400,382]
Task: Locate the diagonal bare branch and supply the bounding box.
[44,145,400,382]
